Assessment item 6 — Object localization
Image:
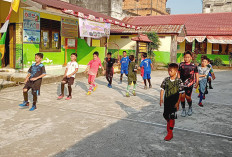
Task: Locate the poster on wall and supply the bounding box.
[23,10,40,43]
[61,18,78,38]
[79,18,111,39]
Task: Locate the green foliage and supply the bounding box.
[146,32,161,59]
[213,57,223,66]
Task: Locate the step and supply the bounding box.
[0,79,17,90]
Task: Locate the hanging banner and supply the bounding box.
[23,10,40,43]
[61,17,78,38]
[79,18,111,39]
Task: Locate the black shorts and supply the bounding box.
[106,67,114,78]
[163,111,177,120]
[62,77,74,86]
[23,80,41,95]
[184,86,193,96]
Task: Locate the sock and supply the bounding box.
[89,84,93,91]
[61,83,65,95]
[199,92,203,104]
[133,83,137,91]
[144,80,147,86]
[181,101,185,109]
[127,85,131,93]
[148,79,151,86]
[187,100,192,108]
[23,91,28,102]
[169,119,175,131]
[68,86,72,96]
[93,83,96,87]
[166,120,170,132]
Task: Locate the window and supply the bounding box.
[40,18,61,52]
[195,40,207,54]
[212,44,232,55]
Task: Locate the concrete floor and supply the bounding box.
[0,70,231,157]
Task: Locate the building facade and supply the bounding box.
[203,0,232,13]
[123,0,169,16]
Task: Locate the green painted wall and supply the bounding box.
[153,51,170,64]
[77,38,105,65]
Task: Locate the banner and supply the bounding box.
[61,18,78,37]
[23,10,40,43]
[0,32,7,59]
[11,0,20,12]
[79,18,111,39]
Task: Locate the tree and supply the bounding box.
[146,32,161,59]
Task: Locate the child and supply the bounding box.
[140,53,153,89]
[105,52,116,88]
[178,51,199,117]
[160,63,184,141]
[140,53,145,83]
[57,53,78,100]
[19,53,46,111]
[206,58,216,90]
[120,51,130,83]
[85,51,105,95]
[126,55,137,97]
[198,58,210,107]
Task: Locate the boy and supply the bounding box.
[19,53,46,111]
[160,63,184,141]
[105,52,116,88]
[85,51,105,95]
[120,51,130,83]
[57,53,78,100]
[206,58,216,90]
[178,51,199,117]
[140,53,153,89]
[198,58,210,107]
[126,55,137,97]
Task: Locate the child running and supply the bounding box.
[105,52,116,88]
[57,53,78,100]
[198,58,210,107]
[126,55,137,97]
[178,51,199,117]
[19,53,46,111]
[140,53,145,84]
[140,53,153,89]
[85,51,105,95]
[160,63,184,141]
[206,58,216,90]
[120,51,130,83]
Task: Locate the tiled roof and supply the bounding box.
[131,34,152,43]
[122,12,232,36]
[111,24,185,34]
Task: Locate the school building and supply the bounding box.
[0,0,137,69]
[110,12,232,65]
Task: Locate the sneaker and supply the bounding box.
[149,85,152,88]
[198,94,200,98]
[65,96,72,100]
[57,94,64,100]
[87,91,91,95]
[181,109,186,117]
[209,86,213,89]
[187,107,193,116]
[107,84,110,88]
[198,102,203,107]
[203,96,205,99]
[205,90,208,94]
[144,86,148,90]
[132,91,136,96]
[93,85,98,92]
[29,105,37,111]
[19,101,29,107]
[109,84,112,88]
[126,92,130,97]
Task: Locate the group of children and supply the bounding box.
[18,50,215,142]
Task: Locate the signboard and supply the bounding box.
[79,18,111,39]
[61,18,78,37]
[23,10,40,43]
[15,23,23,69]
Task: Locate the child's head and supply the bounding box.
[143,53,147,59]
[201,55,207,62]
[93,51,99,60]
[35,53,43,63]
[141,53,144,59]
[123,51,127,57]
[129,55,135,62]
[71,53,77,61]
[201,58,208,67]
[183,51,192,63]
[107,52,112,58]
[168,63,178,77]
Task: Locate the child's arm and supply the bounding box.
[194,73,199,88]
[67,68,78,78]
[30,73,46,81]
[24,73,31,83]
[63,68,68,78]
[175,94,182,111]
[160,89,164,107]
[84,65,90,74]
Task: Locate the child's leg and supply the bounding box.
[32,89,38,106]
[61,82,65,95]
[144,79,147,86]
[68,85,72,96]
[199,91,204,104]
[120,73,123,82]
[23,88,28,102]
[127,82,132,93]
[133,81,137,91]
[148,79,151,87]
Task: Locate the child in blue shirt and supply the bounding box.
[120,51,130,83]
[140,53,153,89]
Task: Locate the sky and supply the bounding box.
[166,0,203,15]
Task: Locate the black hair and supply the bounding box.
[143,53,147,58]
[123,51,127,53]
[107,52,112,56]
[168,63,179,70]
[71,53,77,57]
[129,55,135,61]
[206,58,211,62]
[35,53,43,59]
[183,51,192,57]
[93,51,99,56]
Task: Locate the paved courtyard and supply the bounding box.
[0,70,232,157]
